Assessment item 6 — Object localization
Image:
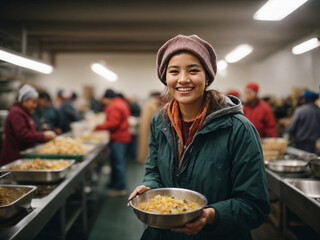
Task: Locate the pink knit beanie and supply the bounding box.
[156,34,217,86]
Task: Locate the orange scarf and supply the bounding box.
[167,99,209,163]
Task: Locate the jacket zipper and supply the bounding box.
[160,126,179,185]
[176,123,228,176]
[176,130,204,176]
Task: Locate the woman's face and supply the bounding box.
[38,98,48,108]
[166,52,207,106]
[22,97,38,114]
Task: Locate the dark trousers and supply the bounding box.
[295,140,316,153]
[110,142,128,190]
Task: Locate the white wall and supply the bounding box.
[32,53,165,101]
[213,64,250,95]
[28,47,319,102]
[249,47,320,98]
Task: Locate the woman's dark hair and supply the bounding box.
[39,92,51,101]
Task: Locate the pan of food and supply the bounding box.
[21,137,94,161]
[79,131,110,145]
[265,157,309,173]
[1,158,75,183]
[0,184,36,220]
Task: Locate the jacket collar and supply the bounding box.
[14,102,31,116]
[157,95,243,137]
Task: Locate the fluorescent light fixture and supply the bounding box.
[225,44,253,63]
[91,63,118,81]
[217,60,228,71]
[292,38,320,55]
[253,0,309,21]
[0,47,53,74]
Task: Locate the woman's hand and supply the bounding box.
[43,130,56,140]
[41,123,50,130]
[171,208,216,235]
[127,185,150,207]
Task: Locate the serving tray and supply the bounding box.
[21,144,94,161]
[0,184,36,221]
[1,159,75,183]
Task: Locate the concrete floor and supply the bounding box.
[88,161,145,240]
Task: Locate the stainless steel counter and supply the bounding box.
[281,179,320,233]
[0,142,108,240]
[265,147,320,238]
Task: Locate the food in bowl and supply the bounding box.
[130,188,207,229]
[0,186,30,206]
[37,137,91,154]
[136,194,200,214]
[7,158,70,170]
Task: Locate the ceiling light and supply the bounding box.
[292,38,320,55]
[0,47,53,74]
[225,44,253,63]
[253,0,309,21]
[91,63,118,81]
[217,60,228,71]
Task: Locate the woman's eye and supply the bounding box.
[169,70,179,74]
[190,69,200,73]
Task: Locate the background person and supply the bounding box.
[243,82,278,138]
[0,84,56,166]
[137,91,161,163]
[95,89,131,197]
[125,95,141,162]
[58,90,81,133]
[129,35,270,239]
[227,89,240,99]
[289,90,320,153]
[33,91,62,134]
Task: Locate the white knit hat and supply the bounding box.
[18,84,39,102]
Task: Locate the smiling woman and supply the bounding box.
[128,35,270,240]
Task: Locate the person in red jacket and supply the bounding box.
[243,82,277,138]
[95,89,131,197]
[0,84,56,166]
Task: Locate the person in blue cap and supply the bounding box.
[289,89,320,153]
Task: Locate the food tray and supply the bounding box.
[0,170,10,179]
[80,131,110,145]
[0,184,36,221]
[21,144,94,161]
[1,159,75,183]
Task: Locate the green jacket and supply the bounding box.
[141,96,270,240]
[33,105,61,131]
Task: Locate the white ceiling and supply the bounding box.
[0,0,319,64]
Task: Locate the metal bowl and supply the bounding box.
[266,158,309,173]
[309,158,320,178]
[129,188,207,229]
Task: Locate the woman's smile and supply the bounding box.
[176,87,194,93]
